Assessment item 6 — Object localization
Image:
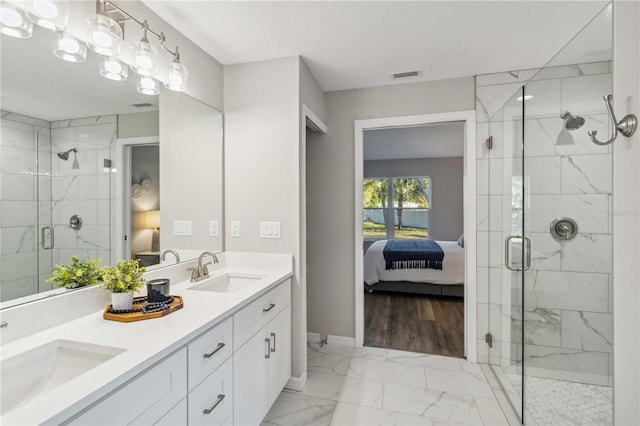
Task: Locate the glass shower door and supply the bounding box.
[487,86,525,421]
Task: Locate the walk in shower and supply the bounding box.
[484,4,614,424]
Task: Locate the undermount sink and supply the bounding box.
[0,339,125,415]
[189,272,266,293]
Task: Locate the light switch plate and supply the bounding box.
[209,220,219,237]
[174,220,192,236]
[231,220,240,238]
[259,221,281,239]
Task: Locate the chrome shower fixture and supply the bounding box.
[560,111,585,131]
[57,147,78,160]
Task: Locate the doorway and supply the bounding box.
[354,111,477,361]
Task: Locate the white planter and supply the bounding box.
[111,292,134,311]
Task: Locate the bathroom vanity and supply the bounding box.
[0,252,293,425]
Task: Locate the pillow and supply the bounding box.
[457,234,464,247]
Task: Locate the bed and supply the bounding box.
[364,239,465,297]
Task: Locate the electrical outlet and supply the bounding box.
[231,220,240,238]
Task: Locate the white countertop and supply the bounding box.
[0,256,293,425]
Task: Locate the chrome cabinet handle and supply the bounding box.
[41,226,54,249]
[270,332,276,352]
[203,394,225,415]
[265,337,271,359]
[263,303,276,313]
[203,342,225,359]
[505,235,531,271]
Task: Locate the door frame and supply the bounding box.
[115,136,159,263]
[354,110,477,362]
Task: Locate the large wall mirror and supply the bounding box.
[0,23,223,306]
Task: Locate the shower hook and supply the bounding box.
[588,94,637,146]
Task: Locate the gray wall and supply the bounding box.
[117,111,159,139]
[306,77,475,339]
[363,157,464,241]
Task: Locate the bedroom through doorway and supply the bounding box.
[354,111,477,361]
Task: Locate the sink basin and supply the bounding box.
[189,272,265,293]
[0,339,125,415]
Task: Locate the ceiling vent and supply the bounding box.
[132,103,154,108]
[392,70,421,80]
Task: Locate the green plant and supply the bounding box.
[102,259,146,293]
[47,256,104,289]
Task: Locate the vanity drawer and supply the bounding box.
[66,348,187,425]
[234,278,291,349]
[188,316,233,391]
[188,356,233,426]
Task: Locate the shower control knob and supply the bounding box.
[550,217,578,241]
[69,214,83,230]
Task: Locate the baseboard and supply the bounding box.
[327,335,356,347]
[285,372,307,392]
[307,332,321,343]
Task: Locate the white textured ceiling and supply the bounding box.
[364,122,464,161]
[143,0,609,92]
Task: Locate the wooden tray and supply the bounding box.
[103,295,184,323]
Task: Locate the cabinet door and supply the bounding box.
[268,304,291,407]
[234,328,269,426]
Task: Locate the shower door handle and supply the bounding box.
[505,235,531,271]
[41,226,54,250]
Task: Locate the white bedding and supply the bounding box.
[364,240,465,286]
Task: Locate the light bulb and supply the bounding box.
[131,39,158,76]
[0,7,22,27]
[53,31,86,62]
[0,2,32,38]
[87,14,122,56]
[100,57,128,81]
[164,59,188,92]
[33,0,57,19]
[137,76,159,95]
[59,35,79,54]
[28,0,68,31]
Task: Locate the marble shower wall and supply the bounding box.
[1,112,51,301]
[0,112,116,303]
[475,62,613,386]
[49,115,117,273]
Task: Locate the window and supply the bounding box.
[363,176,431,240]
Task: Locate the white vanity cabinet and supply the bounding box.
[65,348,188,426]
[234,280,292,425]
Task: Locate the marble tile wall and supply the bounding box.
[475,62,613,387]
[0,112,116,303]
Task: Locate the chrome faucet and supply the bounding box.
[190,251,219,282]
[160,249,180,264]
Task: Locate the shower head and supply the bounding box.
[560,111,585,131]
[57,148,77,160]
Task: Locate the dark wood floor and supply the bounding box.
[364,291,464,358]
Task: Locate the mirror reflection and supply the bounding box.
[1,23,223,305]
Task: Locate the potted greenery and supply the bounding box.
[102,259,146,311]
[47,256,104,289]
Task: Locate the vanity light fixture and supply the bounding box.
[53,31,87,63]
[0,1,33,39]
[96,0,189,91]
[28,0,68,31]
[100,56,128,81]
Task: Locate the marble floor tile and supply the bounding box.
[347,357,427,388]
[425,367,494,398]
[383,383,484,425]
[329,402,434,426]
[387,349,464,371]
[301,371,384,408]
[308,351,351,376]
[475,396,509,425]
[263,392,337,426]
